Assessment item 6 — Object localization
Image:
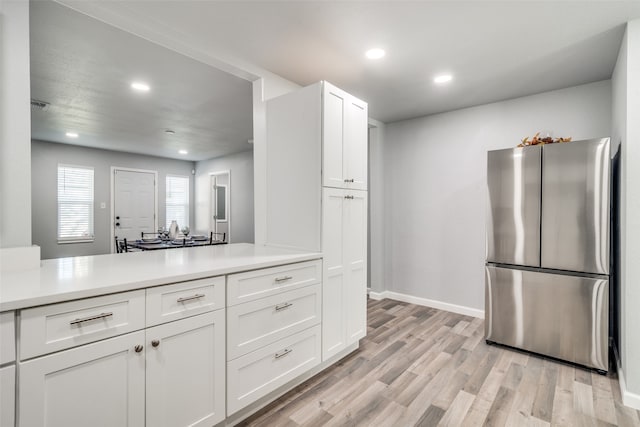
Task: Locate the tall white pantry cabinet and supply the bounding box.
[265,81,368,360]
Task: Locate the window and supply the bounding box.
[166,175,189,228]
[57,165,94,242]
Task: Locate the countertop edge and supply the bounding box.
[0,252,322,312]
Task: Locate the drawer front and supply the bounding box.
[227,284,321,360]
[0,312,15,364]
[146,276,225,327]
[227,260,321,306]
[20,290,146,360]
[227,325,321,415]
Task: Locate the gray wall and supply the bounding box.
[383,80,612,312]
[612,20,640,403]
[195,149,254,244]
[368,119,386,294]
[32,140,195,259]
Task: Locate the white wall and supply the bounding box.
[195,150,255,244]
[252,78,301,245]
[31,140,196,259]
[612,19,640,408]
[384,80,612,312]
[0,0,31,249]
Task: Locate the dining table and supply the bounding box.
[128,237,227,251]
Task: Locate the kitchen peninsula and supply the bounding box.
[0,244,347,426]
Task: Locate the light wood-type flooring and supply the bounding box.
[240,298,640,427]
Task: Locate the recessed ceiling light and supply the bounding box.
[178,150,188,155]
[365,48,385,60]
[65,132,78,138]
[434,74,453,84]
[164,129,175,135]
[131,82,150,92]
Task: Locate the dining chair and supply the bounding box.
[114,237,128,253]
[209,232,226,244]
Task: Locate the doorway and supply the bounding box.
[210,171,230,242]
[111,167,158,252]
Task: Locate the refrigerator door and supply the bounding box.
[541,138,610,274]
[486,146,541,267]
[485,266,608,371]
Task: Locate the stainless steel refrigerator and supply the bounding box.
[485,137,612,373]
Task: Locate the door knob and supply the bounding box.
[134,345,143,353]
[115,222,120,227]
[151,340,160,348]
[116,216,120,220]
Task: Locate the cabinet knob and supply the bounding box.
[151,339,160,348]
[134,345,144,353]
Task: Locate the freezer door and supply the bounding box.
[485,266,608,371]
[486,146,541,267]
[541,138,610,274]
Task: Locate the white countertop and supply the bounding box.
[0,243,322,311]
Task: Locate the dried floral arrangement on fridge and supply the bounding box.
[517,132,572,147]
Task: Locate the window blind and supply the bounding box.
[58,165,94,241]
[166,175,189,228]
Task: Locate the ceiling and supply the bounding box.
[30,1,254,161]
[55,1,640,124]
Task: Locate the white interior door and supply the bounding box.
[114,169,156,243]
[210,172,230,241]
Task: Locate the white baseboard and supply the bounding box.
[368,290,484,319]
[615,348,640,410]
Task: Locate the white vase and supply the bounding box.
[169,220,179,239]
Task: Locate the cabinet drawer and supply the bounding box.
[146,276,225,327]
[227,284,321,360]
[0,312,15,364]
[227,325,321,415]
[20,290,145,360]
[227,260,321,306]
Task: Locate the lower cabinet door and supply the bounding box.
[0,365,15,427]
[19,331,145,427]
[322,188,347,360]
[344,190,367,344]
[227,325,321,415]
[146,311,225,427]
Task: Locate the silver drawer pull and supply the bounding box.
[344,178,354,183]
[274,348,292,359]
[275,302,293,312]
[274,276,293,283]
[344,195,354,200]
[70,312,113,325]
[177,294,205,303]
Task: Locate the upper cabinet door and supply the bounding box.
[486,146,541,267]
[322,82,368,190]
[344,98,368,190]
[323,83,346,188]
[541,138,610,274]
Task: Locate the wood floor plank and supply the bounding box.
[436,390,475,426]
[484,386,516,427]
[241,298,639,427]
[531,363,558,422]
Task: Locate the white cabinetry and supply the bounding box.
[0,365,15,427]
[1,311,15,427]
[322,188,368,360]
[264,81,368,361]
[18,277,226,427]
[19,331,146,427]
[226,262,322,415]
[323,82,368,191]
[146,311,225,427]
